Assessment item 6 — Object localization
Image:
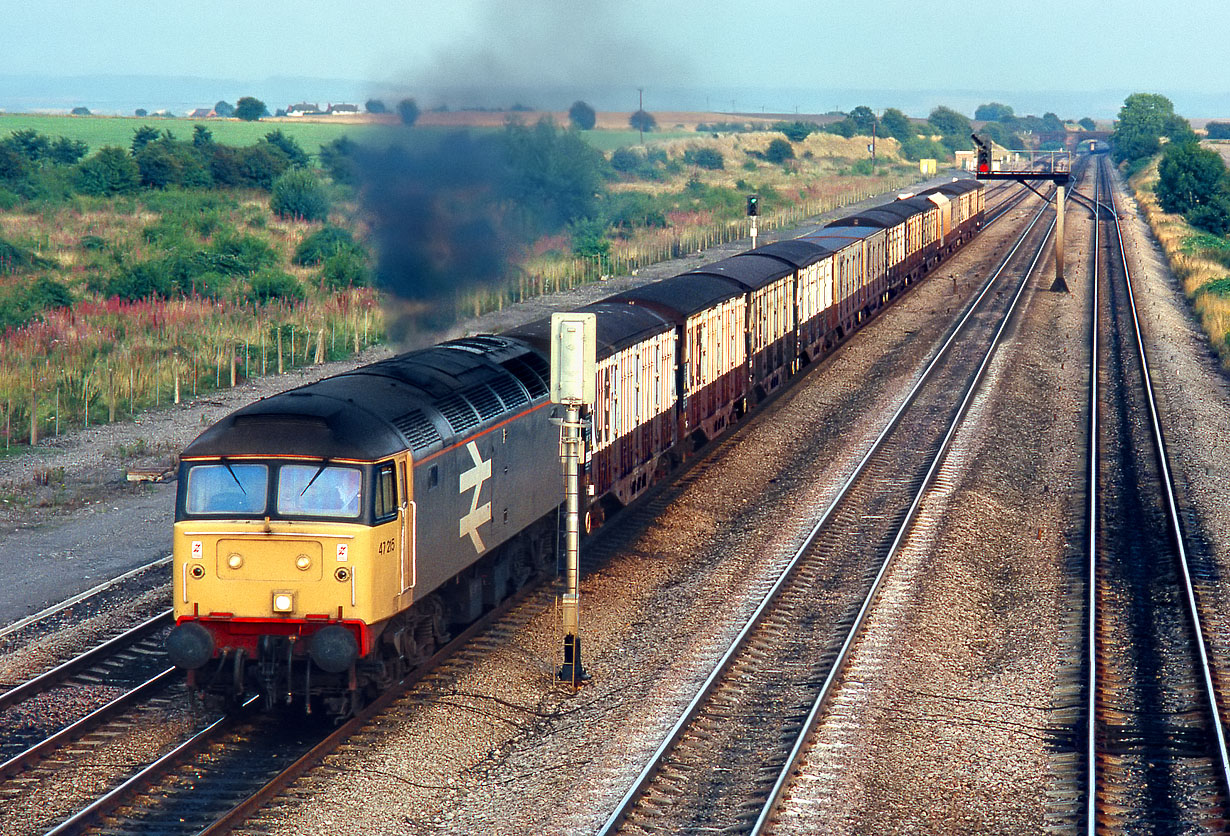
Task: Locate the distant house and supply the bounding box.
[188,108,215,119]
[287,102,322,116]
[326,103,359,115]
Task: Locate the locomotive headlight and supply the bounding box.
[295,555,312,571]
[227,553,244,570]
[189,564,206,579]
[272,592,295,613]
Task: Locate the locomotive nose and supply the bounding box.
[166,621,215,669]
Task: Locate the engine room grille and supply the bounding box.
[501,355,548,399]
[435,393,480,435]
[490,374,529,409]
[391,409,443,452]
[463,384,503,422]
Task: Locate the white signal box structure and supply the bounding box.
[550,312,596,687]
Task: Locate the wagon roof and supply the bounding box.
[504,301,673,359]
[751,239,833,267]
[607,272,745,323]
[683,253,794,291]
[824,208,905,228]
[920,178,983,196]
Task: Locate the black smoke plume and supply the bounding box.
[358,131,512,345]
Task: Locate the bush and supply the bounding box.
[1186,200,1230,236]
[247,269,304,304]
[568,217,610,258]
[211,233,277,274]
[320,251,370,289]
[25,275,72,309]
[604,192,668,232]
[683,147,724,170]
[263,130,310,168]
[0,237,57,273]
[764,138,794,164]
[108,261,173,300]
[76,146,140,196]
[270,169,330,221]
[611,147,642,173]
[849,159,875,175]
[294,225,362,265]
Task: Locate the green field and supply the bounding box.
[0,113,386,156]
[0,113,699,158]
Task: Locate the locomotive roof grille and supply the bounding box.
[501,354,549,399]
[463,383,504,422]
[436,392,481,435]
[490,374,530,409]
[392,409,444,452]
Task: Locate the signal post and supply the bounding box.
[550,312,596,688]
[972,133,1071,292]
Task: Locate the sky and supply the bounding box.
[4,0,1230,118]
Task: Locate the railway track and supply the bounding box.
[1,177,1039,835]
[597,170,1075,835]
[1081,155,1230,831]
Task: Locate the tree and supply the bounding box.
[848,106,876,135]
[134,108,148,117]
[234,96,268,121]
[1041,112,1065,132]
[48,137,88,165]
[1078,117,1097,131]
[764,137,794,164]
[263,130,310,167]
[319,136,357,185]
[396,98,420,126]
[270,169,330,221]
[192,124,214,148]
[1111,92,1191,164]
[365,98,387,114]
[501,118,609,232]
[568,100,596,131]
[1156,142,1228,215]
[629,109,657,133]
[975,102,1015,122]
[880,108,913,141]
[70,106,91,116]
[928,106,971,137]
[131,125,161,154]
[2,129,50,163]
[214,100,236,118]
[773,121,816,142]
[1206,122,1230,140]
[75,146,140,195]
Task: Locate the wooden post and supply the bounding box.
[277,327,284,374]
[29,375,37,446]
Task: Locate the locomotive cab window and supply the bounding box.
[374,463,397,522]
[276,464,362,518]
[185,463,268,515]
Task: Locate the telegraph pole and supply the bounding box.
[637,87,644,145]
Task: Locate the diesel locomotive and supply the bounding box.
[166,177,985,717]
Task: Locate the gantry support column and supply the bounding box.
[1051,184,1068,293]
